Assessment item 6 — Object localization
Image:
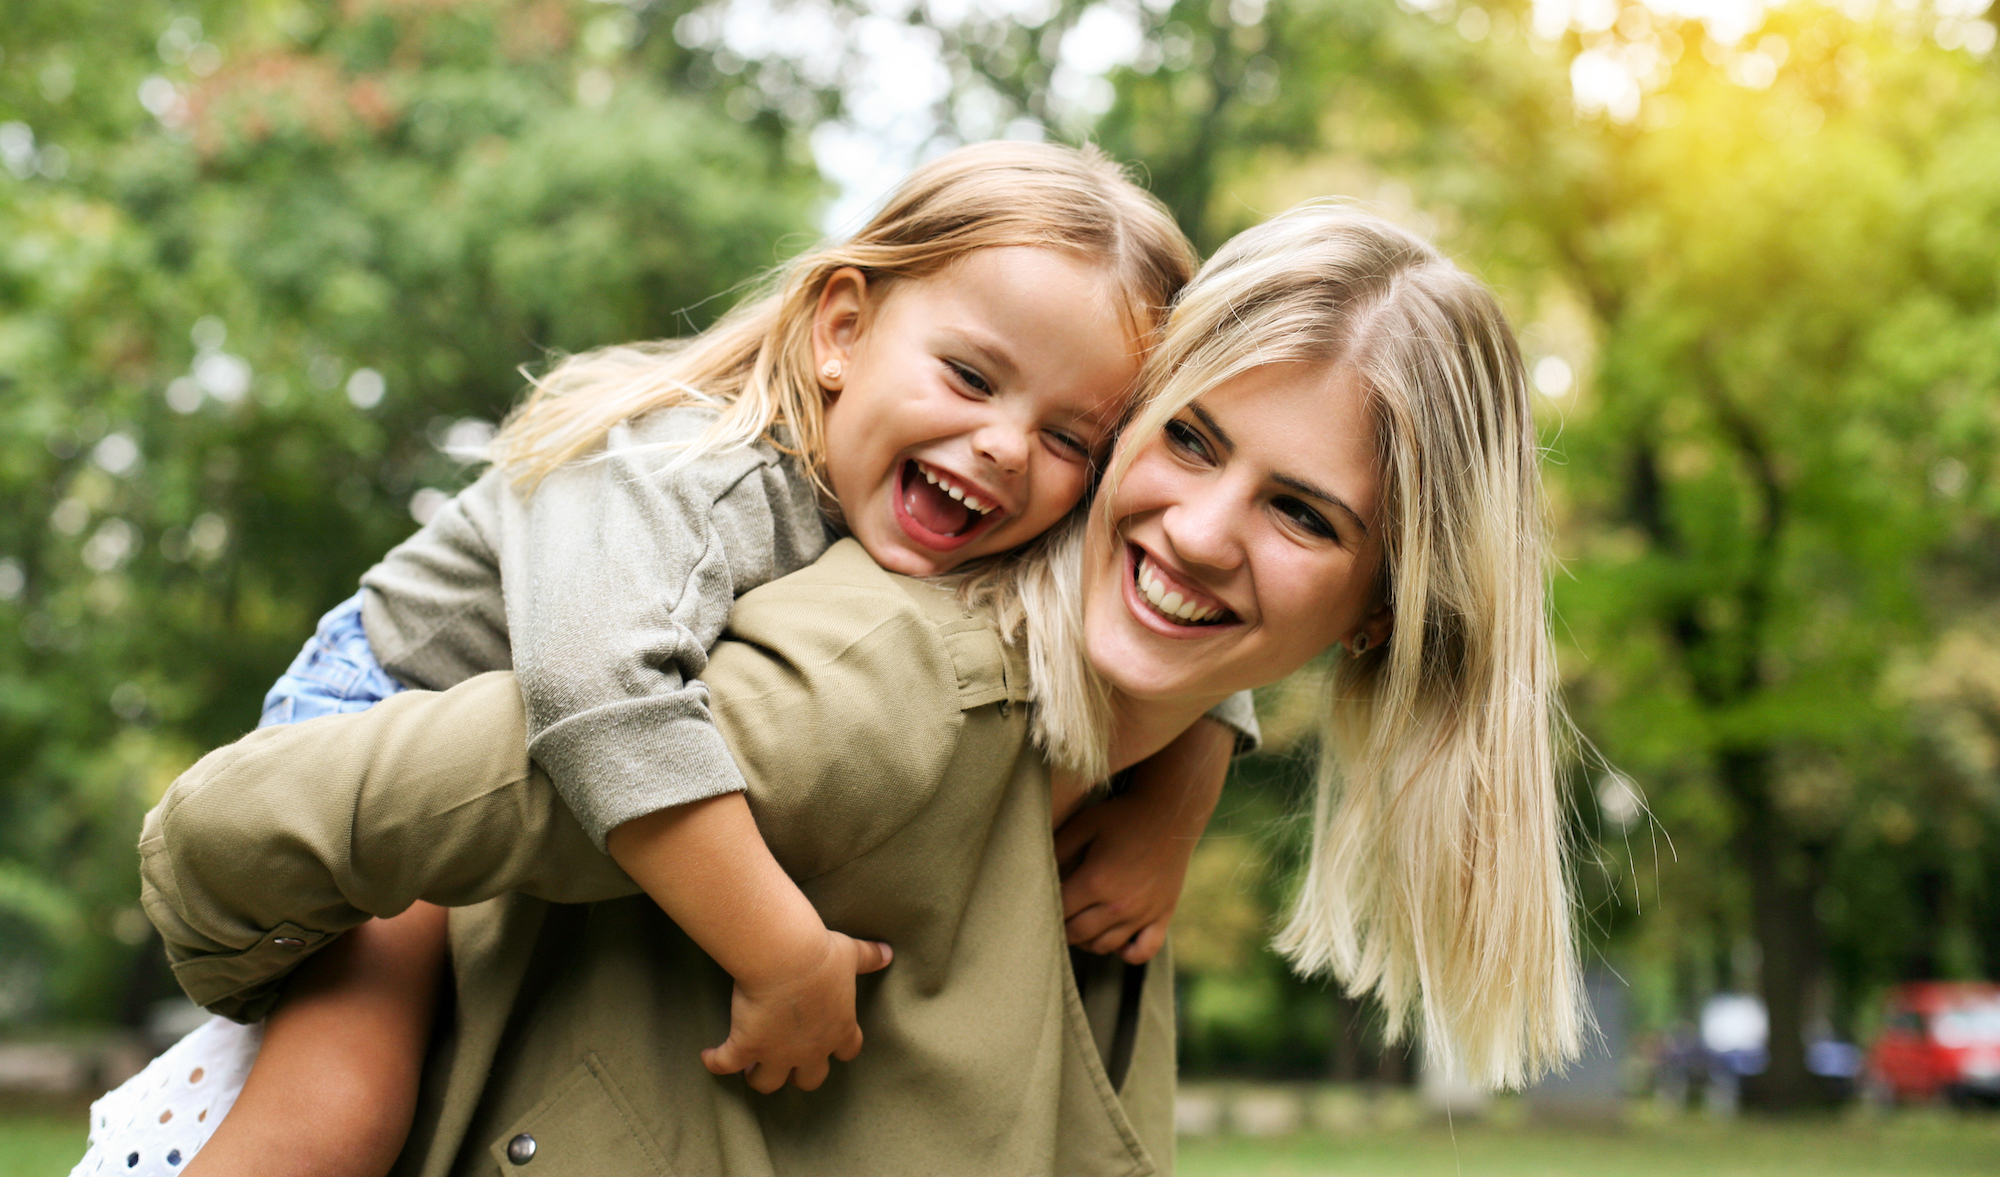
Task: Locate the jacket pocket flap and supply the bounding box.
[488,1053,671,1175]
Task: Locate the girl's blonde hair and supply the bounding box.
[986,202,1582,1087]
[488,141,1197,490]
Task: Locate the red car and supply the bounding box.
[1865,982,2000,1105]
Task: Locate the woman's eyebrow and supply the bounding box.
[1189,403,1234,452]
[1192,401,1369,535]
[1272,472,1369,536]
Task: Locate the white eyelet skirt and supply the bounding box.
[70,1016,262,1176]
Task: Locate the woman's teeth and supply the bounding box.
[920,465,994,514]
[1137,556,1223,624]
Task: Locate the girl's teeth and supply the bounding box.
[919,464,994,515]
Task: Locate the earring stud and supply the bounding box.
[1349,632,1370,656]
[820,360,843,383]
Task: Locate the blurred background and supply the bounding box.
[3,0,2000,1172]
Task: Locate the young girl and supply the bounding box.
[81,141,1254,1177]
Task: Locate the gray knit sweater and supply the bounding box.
[360,405,1258,848]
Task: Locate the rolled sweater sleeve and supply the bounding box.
[362,410,829,850]
[501,431,826,847]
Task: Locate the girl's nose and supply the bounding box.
[974,420,1030,476]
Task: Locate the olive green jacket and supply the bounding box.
[139,541,1177,1176]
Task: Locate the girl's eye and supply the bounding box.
[1164,418,1210,461]
[946,360,992,395]
[1045,430,1090,459]
[1274,496,1338,542]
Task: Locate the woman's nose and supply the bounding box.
[1160,485,1245,573]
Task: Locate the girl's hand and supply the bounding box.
[1055,796,1192,963]
[699,930,893,1093]
[1055,717,1232,964]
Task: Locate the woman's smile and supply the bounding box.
[1123,542,1238,632]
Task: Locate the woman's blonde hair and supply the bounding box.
[986,201,1582,1087]
[487,140,1196,490]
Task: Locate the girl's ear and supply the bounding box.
[811,267,870,392]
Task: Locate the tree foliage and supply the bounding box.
[1,0,817,1023]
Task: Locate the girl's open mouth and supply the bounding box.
[1128,543,1236,628]
[894,459,1003,551]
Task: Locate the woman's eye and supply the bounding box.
[1164,418,1210,461]
[946,360,992,395]
[1274,496,1337,541]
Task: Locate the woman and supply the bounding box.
[136,203,1580,1176]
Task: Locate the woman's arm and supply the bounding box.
[143,544,1003,1022]
[142,672,633,1020]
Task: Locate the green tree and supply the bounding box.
[1088,0,2000,1107]
[1,0,818,1025]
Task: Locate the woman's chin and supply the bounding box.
[1084,605,1226,704]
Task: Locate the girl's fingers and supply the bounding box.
[748,1063,788,1094]
[702,1040,748,1076]
[834,1027,865,1063]
[1052,820,1099,869]
[1064,903,1114,945]
[1087,924,1135,956]
[1060,872,1108,920]
[849,939,893,974]
[1121,922,1168,965]
[793,1057,832,1091]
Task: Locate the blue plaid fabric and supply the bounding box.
[257,591,407,728]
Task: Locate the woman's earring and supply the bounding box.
[820,360,843,383]
[1349,632,1370,656]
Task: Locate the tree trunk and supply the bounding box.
[1722,746,1822,1112]
[1329,991,1365,1082]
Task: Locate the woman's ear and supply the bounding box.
[811,267,870,392]
[1352,600,1392,656]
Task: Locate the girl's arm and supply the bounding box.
[182,905,447,1177]
[606,797,892,1094]
[1053,716,1235,964]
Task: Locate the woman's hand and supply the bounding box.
[701,929,893,1093]
[1055,718,1232,964]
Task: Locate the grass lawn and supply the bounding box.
[0,1114,86,1177]
[7,1108,1998,1176]
[1177,1114,2000,1177]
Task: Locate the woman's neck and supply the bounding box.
[1049,688,1229,828]
[1103,688,1228,776]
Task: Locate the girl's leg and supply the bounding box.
[181,903,449,1177]
[164,591,435,1176]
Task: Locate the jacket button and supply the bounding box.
[271,937,305,949]
[506,1134,537,1164]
